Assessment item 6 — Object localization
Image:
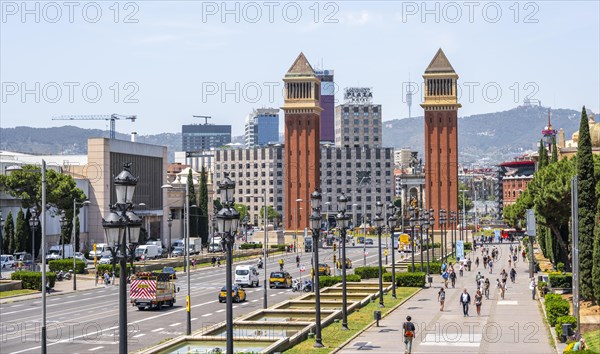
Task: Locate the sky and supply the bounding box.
[1,1,599,137]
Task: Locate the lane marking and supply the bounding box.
[151,328,164,332]
[133,333,146,338]
[89,346,103,351]
[169,323,180,327]
[191,318,198,321]
[216,309,225,313]
[251,299,258,302]
[201,313,212,317]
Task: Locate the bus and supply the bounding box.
[501,229,524,239]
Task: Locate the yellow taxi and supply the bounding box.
[269,271,292,289]
[318,263,331,276]
[218,285,247,303]
[337,258,352,269]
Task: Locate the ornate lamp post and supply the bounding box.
[429,208,435,261]
[439,209,447,261]
[0,212,4,278]
[335,193,350,330]
[423,209,430,274]
[58,211,68,263]
[418,209,425,272]
[408,207,416,273]
[387,203,398,298]
[374,201,385,307]
[167,217,173,258]
[309,190,324,347]
[72,200,90,290]
[102,163,142,354]
[216,172,240,354]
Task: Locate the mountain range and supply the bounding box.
[0,104,589,164]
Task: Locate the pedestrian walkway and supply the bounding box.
[337,242,554,353]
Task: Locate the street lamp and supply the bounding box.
[374,201,385,307]
[387,203,399,298]
[102,162,142,354]
[335,193,350,330]
[460,189,468,242]
[439,209,447,262]
[245,192,269,310]
[309,190,324,347]
[1,211,4,278]
[449,211,456,258]
[167,217,173,258]
[30,208,40,270]
[408,207,416,273]
[418,209,425,272]
[72,200,90,290]
[58,211,68,263]
[422,209,430,274]
[216,172,240,354]
[429,209,435,263]
[295,198,303,253]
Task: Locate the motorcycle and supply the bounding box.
[302,280,313,292]
[56,270,65,281]
[63,270,72,281]
[257,259,263,269]
[291,279,302,292]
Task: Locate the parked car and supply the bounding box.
[73,252,87,263]
[98,254,113,265]
[208,243,223,253]
[13,252,33,267]
[318,263,331,276]
[365,239,374,245]
[218,285,246,303]
[162,266,177,279]
[269,271,292,289]
[172,246,185,257]
[1,254,16,269]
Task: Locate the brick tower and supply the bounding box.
[421,48,461,228]
[283,53,322,230]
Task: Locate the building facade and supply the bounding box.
[320,146,394,225]
[244,108,280,148]
[213,146,285,226]
[316,69,335,143]
[334,88,382,148]
[496,159,535,216]
[421,49,460,228]
[283,53,322,230]
[182,124,231,152]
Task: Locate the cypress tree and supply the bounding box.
[187,169,199,238]
[3,211,14,254]
[551,136,558,163]
[592,210,600,302]
[538,139,548,169]
[15,209,27,253]
[198,166,209,244]
[75,216,81,253]
[576,106,597,302]
[25,209,32,254]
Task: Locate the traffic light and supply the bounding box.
[333,254,337,264]
[333,243,337,252]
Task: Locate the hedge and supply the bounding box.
[537,281,548,290]
[545,298,570,326]
[384,272,426,287]
[318,274,361,287]
[544,293,563,303]
[354,266,380,279]
[48,259,87,274]
[555,316,577,340]
[549,272,573,289]
[11,271,56,290]
[270,245,287,251]
[96,264,133,277]
[240,243,263,250]
[407,262,442,274]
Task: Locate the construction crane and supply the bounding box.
[192,115,211,125]
[52,114,137,139]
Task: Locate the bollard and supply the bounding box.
[374,310,382,327]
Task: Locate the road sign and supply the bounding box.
[300,265,306,272]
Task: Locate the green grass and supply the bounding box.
[283,287,420,354]
[0,289,39,298]
[583,329,600,352]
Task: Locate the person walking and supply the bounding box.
[522,250,526,262]
[459,288,472,317]
[279,258,284,271]
[467,258,472,271]
[403,316,416,354]
[483,255,488,270]
[442,270,449,288]
[103,271,110,287]
[475,257,480,268]
[529,278,536,300]
[475,271,482,287]
[438,288,446,311]
[296,254,300,268]
[510,267,517,283]
[475,289,483,316]
[488,259,493,274]
[459,262,464,277]
[484,277,491,299]
[450,270,457,288]
[95,269,99,287]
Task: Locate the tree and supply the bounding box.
[0,165,86,255]
[593,209,600,302]
[538,139,548,169]
[551,136,558,163]
[576,106,597,302]
[198,166,209,244]
[260,205,281,226]
[458,182,474,212]
[187,169,199,238]
[75,216,81,253]
[3,211,15,254]
[14,209,27,253]
[234,204,248,225]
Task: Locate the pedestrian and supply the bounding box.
[488,259,493,274]
[529,278,536,300]
[510,267,517,283]
[508,257,512,268]
[484,278,491,299]
[403,316,416,354]
[95,269,99,287]
[483,255,488,269]
[501,269,508,284]
[499,279,506,300]
[459,262,464,277]
[217,257,221,267]
[438,288,446,311]
[467,258,472,271]
[459,288,471,317]
[475,257,480,268]
[279,258,284,271]
[522,250,526,262]
[192,258,197,270]
[211,256,216,267]
[450,270,457,288]
[442,270,449,288]
[475,290,483,316]
[296,254,300,268]
[103,271,110,287]
[476,271,482,287]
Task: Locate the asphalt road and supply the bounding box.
[0,239,398,353]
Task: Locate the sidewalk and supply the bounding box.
[338,243,554,354]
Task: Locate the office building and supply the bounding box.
[182,124,231,152]
[316,69,335,143]
[335,88,382,148]
[244,108,280,148]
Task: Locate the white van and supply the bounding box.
[89,243,112,259]
[235,265,260,287]
[46,245,74,263]
[135,245,159,260]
